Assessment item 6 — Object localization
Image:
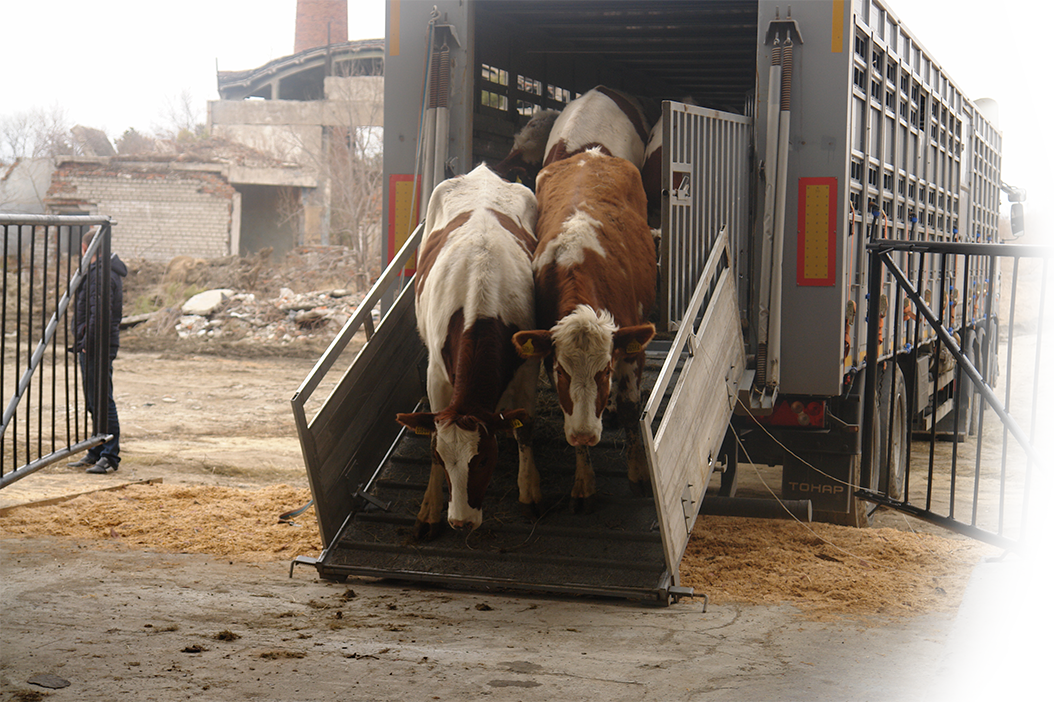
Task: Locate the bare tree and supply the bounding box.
[326,81,384,270]
[154,89,207,142]
[271,65,384,279]
[0,105,77,161]
[115,128,156,155]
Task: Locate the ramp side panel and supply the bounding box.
[304,287,427,546]
[650,266,745,574]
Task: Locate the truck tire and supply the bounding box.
[878,362,907,501]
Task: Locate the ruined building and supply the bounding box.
[210,0,384,261]
[42,0,383,264]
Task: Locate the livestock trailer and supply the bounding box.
[292,0,1010,601]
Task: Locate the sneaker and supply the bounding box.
[68,455,96,468]
[85,457,118,474]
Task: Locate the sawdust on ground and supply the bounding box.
[0,481,992,621]
[0,483,322,563]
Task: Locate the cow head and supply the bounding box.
[514,305,654,446]
[396,408,529,530]
[493,109,561,188]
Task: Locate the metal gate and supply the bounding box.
[659,101,752,332]
[860,237,1051,551]
[0,214,116,489]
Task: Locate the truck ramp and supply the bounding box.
[312,352,672,601]
[292,226,744,604]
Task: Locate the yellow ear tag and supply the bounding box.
[626,340,642,354]
[511,419,523,429]
[415,426,432,435]
[521,339,535,356]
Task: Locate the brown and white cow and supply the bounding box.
[640,121,663,229]
[396,164,542,538]
[493,109,561,189]
[513,149,657,510]
[543,86,651,168]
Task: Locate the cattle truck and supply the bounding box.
[292,0,1008,601]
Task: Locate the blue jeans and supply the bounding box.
[80,350,120,464]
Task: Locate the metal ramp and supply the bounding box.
[310,345,673,601]
[292,234,743,603]
[291,102,748,603]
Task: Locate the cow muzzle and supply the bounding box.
[447,508,482,532]
[568,430,600,447]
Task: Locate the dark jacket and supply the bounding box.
[73,253,127,354]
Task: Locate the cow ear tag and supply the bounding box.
[521,339,535,356]
[511,419,523,429]
[415,426,432,435]
[626,340,642,354]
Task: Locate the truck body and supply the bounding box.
[292,0,1006,599]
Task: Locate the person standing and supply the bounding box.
[68,227,128,474]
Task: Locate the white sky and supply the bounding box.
[2,0,1049,228]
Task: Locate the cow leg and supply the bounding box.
[413,435,447,540]
[617,361,651,496]
[514,418,542,519]
[571,445,597,513]
[618,396,651,496]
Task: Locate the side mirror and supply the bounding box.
[1011,202,1025,238]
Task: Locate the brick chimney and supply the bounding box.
[294,0,348,54]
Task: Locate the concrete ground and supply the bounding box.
[2,534,1046,702]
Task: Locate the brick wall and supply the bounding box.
[294,0,348,54]
[47,162,235,262]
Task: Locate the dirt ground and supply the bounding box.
[0,349,1046,702]
[1,243,1051,700]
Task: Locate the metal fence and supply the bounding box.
[1,214,115,489]
[861,236,1052,551]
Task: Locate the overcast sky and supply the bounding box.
[2,0,1048,226]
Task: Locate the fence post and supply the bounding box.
[862,225,885,495]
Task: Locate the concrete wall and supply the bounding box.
[46,160,236,261]
[208,77,383,170]
[207,76,383,248]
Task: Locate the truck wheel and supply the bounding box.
[878,363,907,501]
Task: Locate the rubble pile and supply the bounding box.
[169,286,372,344]
[120,247,381,354]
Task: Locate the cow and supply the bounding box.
[493,109,561,189]
[543,86,651,168]
[513,149,657,512]
[396,164,542,539]
[640,121,663,229]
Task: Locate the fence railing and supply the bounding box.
[1,214,115,488]
[861,236,1052,551]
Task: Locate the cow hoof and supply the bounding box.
[413,519,444,541]
[521,501,542,521]
[572,494,596,515]
[629,478,652,497]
